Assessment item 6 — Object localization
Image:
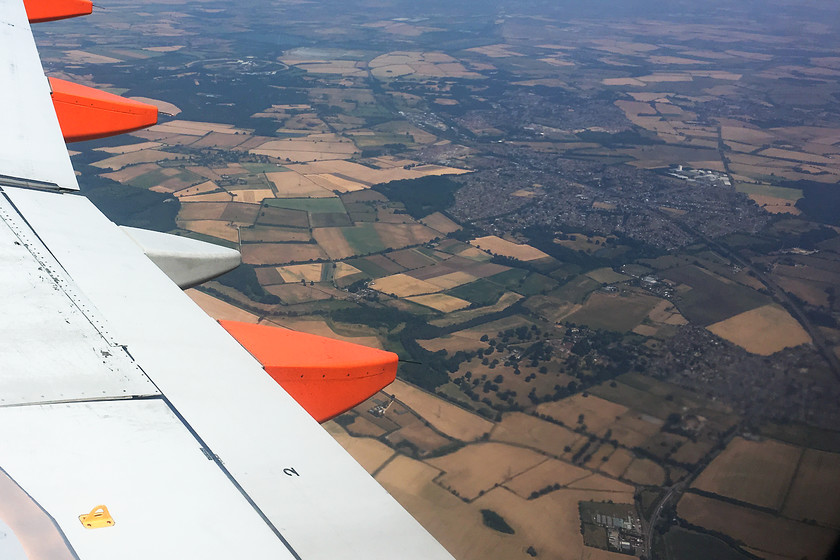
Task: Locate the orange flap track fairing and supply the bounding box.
[49,78,158,143]
[220,321,398,423]
[24,0,92,22]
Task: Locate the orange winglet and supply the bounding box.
[220,320,398,423]
[49,78,158,143]
[24,0,92,23]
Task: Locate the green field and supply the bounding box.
[310,212,353,227]
[487,268,529,289]
[662,528,752,560]
[129,168,204,190]
[447,278,506,306]
[516,272,560,296]
[241,163,290,173]
[341,224,386,254]
[735,182,803,201]
[264,197,347,213]
[566,292,660,332]
[551,275,602,303]
[664,265,771,325]
[346,256,391,278]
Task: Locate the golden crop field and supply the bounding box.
[325,422,395,474]
[420,212,461,234]
[429,442,546,500]
[536,395,629,437]
[177,219,239,242]
[385,380,493,441]
[371,273,440,297]
[311,228,355,260]
[503,458,590,498]
[622,458,665,486]
[406,293,471,312]
[374,456,528,560]
[692,437,802,510]
[92,149,182,171]
[492,412,580,457]
[470,236,550,261]
[782,449,840,527]
[706,304,812,356]
[678,493,836,560]
[241,243,327,265]
[186,289,259,323]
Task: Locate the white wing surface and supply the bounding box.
[0,1,455,558]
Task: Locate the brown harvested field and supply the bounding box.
[692,437,802,510]
[92,149,183,171]
[387,248,438,269]
[492,412,579,457]
[97,141,162,154]
[608,415,664,449]
[240,226,311,243]
[678,493,837,560]
[783,449,840,527]
[311,228,355,260]
[323,422,394,474]
[430,292,523,328]
[306,173,368,193]
[276,263,324,283]
[178,191,232,203]
[63,49,121,63]
[371,273,440,297]
[706,304,812,355]
[417,334,486,353]
[150,120,247,136]
[189,132,249,149]
[177,220,239,242]
[373,456,529,560]
[567,473,635,493]
[228,189,275,204]
[241,243,326,265]
[220,203,260,224]
[504,459,590,498]
[173,180,221,197]
[429,442,546,500]
[334,262,362,280]
[749,194,801,214]
[598,448,635,478]
[622,458,665,486]
[759,147,834,164]
[373,223,439,249]
[406,293,471,312]
[266,171,336,197]
[102,162,161,183]
[255,267,284,286]
[178,202,228,221]
[420,212,461,234]
[265,284,332,303]
[384,380,493,441]
[774,275,831,307]
[186,289,259,323]
[386,422,450,454]
[671,440,714,465]
[364,254,407,274]
[536,395,629,437]
[478,487,633,560]
[343,414,387,438]
[266,317,381,348]
[470,236,550,261]
[425,271,477,291]
[256,206,309,228]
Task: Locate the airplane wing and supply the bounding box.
[0,1,455,558]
